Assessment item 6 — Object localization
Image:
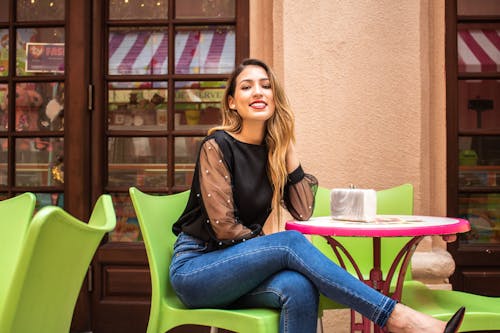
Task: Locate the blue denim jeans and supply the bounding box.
[170,230,396,333]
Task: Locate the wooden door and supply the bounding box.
[446,0,500,296]
[86,1,249,332]
[0,0,94,330]
[1,0,248,332]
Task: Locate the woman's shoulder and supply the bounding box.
[204,130,233,146]
[210,129,230,140]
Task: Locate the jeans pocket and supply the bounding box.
[173,233,208,258]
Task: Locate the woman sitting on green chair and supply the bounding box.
[170,58,464,333]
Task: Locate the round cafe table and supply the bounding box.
[285,215,470,333]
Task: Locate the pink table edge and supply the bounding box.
[285,215,471,237]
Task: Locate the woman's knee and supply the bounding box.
[277,271,319,308]
[278,230,310,245]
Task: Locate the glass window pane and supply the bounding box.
[0,138,6,186]
[0,0,8,22]
[175,26,235,74]
[0,84,8,131]
[35,192,64,210]
[109,193,141,242]
[108,137,167,188]
[15,82,64,132]
[458,28,500,73]
[458,0,500,16]
[459,193,500,244]
[0,29,8,76]
[15,137,64,186]
[175,136,203,186]
[17,0,64,21]
[109,0,167,20]
[175,81,224,130]
[17,28,65,76]
[459,135,500,166]
[108,27,168,75]
[176,0,235,19]
[108,81,167,130]
[458,80,500,131]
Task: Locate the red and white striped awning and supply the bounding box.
[458,29,500,73]
[108,28,235,76]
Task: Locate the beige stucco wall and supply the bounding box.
[250,0,447,216]
[250,1,450,332]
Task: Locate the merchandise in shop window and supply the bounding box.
[11,82,64,133]
[0,84,7,130]
[15,84,43,132]
[110,194,141,242]
[16,28,65,76]
[0,30,8,76]
[108,86,167,130]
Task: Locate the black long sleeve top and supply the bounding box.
[172,130,318,250]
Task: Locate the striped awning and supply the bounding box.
[458,29,500,73]
[108,28,235,76]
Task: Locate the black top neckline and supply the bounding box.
[223,130,266,147]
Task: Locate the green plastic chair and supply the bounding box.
[0,193,37,302]
[129,187,280,333]
[402,280,500,332]
[312,184,414,331]
[0,195,116,333]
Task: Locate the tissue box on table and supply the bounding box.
[330,188,377,222]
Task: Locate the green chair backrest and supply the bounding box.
[129,187,190,331]
[0,195,116,333]
[0,193,37,304]
[312,184,414,281]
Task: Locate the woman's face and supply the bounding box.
[228,65,275,123]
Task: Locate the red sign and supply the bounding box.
[25,42,65,73]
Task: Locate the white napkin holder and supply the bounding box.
[330,188,377,222]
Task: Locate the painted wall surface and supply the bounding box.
[250,0,447,217]
[250,1,449,331]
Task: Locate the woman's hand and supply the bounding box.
[441,234,457,242]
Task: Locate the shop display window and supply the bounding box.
[35,192,63,210]
[175,0,235,19]
[108,27,168,75]
[0,138,6,186]
[15,82,64,132]
[459,193,500,244]
[174,136,203,187]
[104,0,240,242]
[109,0,168,20]
[108,81,168,130]
[15,136,63,187]
[0,0,8,22]
[454,22,500,247]
[0,29,8,76]
[175,25,235,74]
[16,0,65,22]
[108,136,167,188]
[0,84,7,130]
[174,80,225,130]
[16,27,65,76]
[108,193,141,242]
[458,80,500,131]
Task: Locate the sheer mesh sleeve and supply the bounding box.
[199,138,256,241]
[284,166,318,221]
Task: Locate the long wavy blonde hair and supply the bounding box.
[209,58,295,222]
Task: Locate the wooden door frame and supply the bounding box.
[66,0,93,331]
